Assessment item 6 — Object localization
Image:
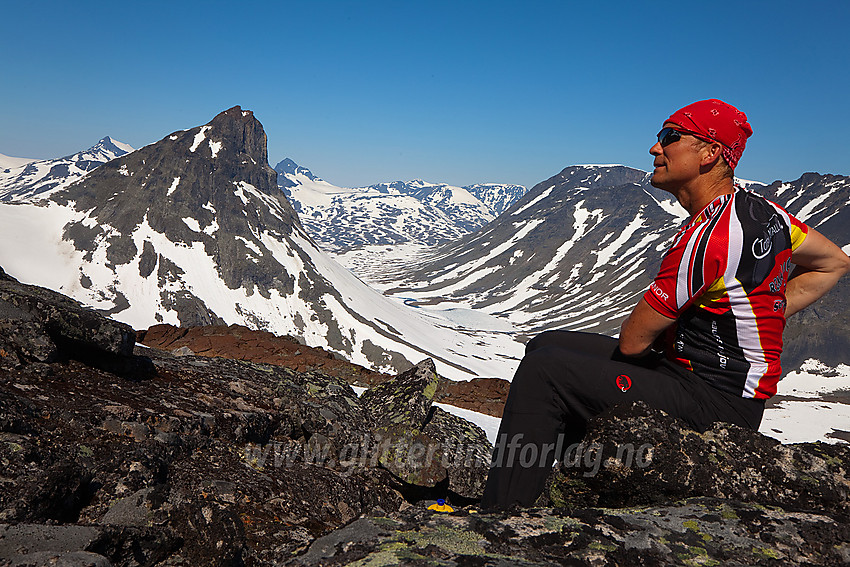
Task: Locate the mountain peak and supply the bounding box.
[273,158,323,185]
[91,136,134,157]
[210,105,255,125]
[192,106,268,167]
[1,137,134,202]
[53,105,295,238]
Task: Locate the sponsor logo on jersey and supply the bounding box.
[649,282,669,302]
[752,214,782,259]
[616,374,632,392]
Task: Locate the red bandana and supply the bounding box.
[666,99,753,170]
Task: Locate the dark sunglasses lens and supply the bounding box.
[658,128,681,147]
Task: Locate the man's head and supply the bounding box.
[650,99,752,192]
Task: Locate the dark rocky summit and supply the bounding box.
[2,269,849,566]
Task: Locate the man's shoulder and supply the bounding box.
[733,186,796,221]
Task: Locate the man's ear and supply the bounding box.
[700,142,724,167]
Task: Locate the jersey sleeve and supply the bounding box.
[643,223,726,319]
[788,212,808,251]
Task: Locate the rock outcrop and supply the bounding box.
[137,322,511,417]
[0,272,134,371]
[545,401,850,517]
[296,496,850,565]
[2,267,849,566]
[360,359,491,499]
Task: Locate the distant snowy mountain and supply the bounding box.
[0,137,133,202]
[276,157,324,188]
[0,108,522,380]
[465,183,529,216]
[0,152,38,170]
[275,159,527,252]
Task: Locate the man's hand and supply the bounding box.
[786,228,850,317]
[619,298,676,357]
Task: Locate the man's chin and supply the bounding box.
[649,172,676,193]
[649,172,664,188]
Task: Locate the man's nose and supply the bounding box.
[649,142,662,155]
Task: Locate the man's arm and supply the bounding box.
[785,228,850,318]
[619,298,676,357]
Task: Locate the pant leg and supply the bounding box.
[525,329,620,358]
[480,335,744,510]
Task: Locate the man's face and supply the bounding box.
[649,122,705,192]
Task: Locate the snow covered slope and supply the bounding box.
[0,137,133,202]
[0,152,38,170]
[380,165,683,336]
[0,107,523,381]
[276,159,527,252]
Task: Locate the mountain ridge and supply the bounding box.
[275,157,527,252]
[0,136,133,203]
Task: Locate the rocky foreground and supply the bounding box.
[2,265,850,566]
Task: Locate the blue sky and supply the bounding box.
[2,1,848,189]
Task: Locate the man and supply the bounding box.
[481,99,850,510]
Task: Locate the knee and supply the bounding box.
[526,330,571,354]
[512,345,578,392]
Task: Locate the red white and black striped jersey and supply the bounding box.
[643,187,809,399]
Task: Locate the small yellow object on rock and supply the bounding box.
[428,499,454,513]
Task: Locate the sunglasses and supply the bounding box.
[657,127,715,147]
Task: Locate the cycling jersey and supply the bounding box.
[643,187,809,399]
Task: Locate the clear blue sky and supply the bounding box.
[2,1,848,189]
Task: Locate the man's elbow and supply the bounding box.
[617,335,649,358]
[839,253,850,276]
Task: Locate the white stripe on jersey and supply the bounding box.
[725,196,769,398]
[675,221,708,310]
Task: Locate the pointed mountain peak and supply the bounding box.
[273,158,323,183]
[176,105,268,167]
[209,105,256,125]
[55,105,295,229]
[90,136,134,157]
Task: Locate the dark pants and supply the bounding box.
[480,330,764,509]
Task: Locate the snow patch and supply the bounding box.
[236,236,262,255]
[233,182,249,205]
[775,183,792,196]
[512,186,554,216]
[775,359,850,398]
[190,126,211,153]
[0,153,37,169]
[203,218,219,236]
[760,401,850,444]
[209,140,222,158]
[167,177,180,196]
